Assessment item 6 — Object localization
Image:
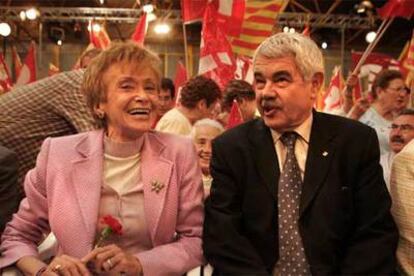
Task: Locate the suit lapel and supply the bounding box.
[300,112,337,216]
[141,132,173,243]
[248,120,279,201]
[71,130,104,248]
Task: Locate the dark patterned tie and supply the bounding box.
[273,132,310,276]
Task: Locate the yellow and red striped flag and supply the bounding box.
[230,0,288,57]
[399,30,414,86]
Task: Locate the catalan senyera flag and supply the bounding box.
[230,0,289,57]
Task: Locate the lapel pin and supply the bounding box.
[151,180,164,193]
[322,151,328,157]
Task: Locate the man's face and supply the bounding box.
[156,89,174,117]
[389,114,414,153]
[254,56,321,132]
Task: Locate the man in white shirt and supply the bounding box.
[155,76,221,136]
[380,108,414,190]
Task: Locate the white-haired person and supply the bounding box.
[203,32,398,274]
[191,118,224,198]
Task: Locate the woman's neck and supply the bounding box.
[372,102,394,121]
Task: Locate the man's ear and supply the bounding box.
[197,99,207,110]
[311,72,324,99]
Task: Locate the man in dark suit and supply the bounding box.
[0,146,19,235]
[203,33,398,275]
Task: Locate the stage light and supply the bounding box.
[26,8,39,20]
[99,0,105,4]
[19,11,26,21]
[88,22,101,33]
[289,27,295,33]
[365,31,376,43]
[154,22,170,34]
[283,26,289,33]
[57,39,62,46]
[0,22,11,37]
[321,42,328,49]
[143,4,154,14]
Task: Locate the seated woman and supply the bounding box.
[190,119,224,198]
[0,42,204,276]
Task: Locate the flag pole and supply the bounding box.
[182,23,190,76]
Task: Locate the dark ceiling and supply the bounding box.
[0,0,413,55]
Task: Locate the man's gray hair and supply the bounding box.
[253,32,324,81]
[191,119,225,139]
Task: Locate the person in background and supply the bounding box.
[0,146,19,235]
[155,75,221,136]
[380,108,414,190]
[152,78,175,128]
[394,86,411,115]
[190,119,224,198]
[0,42,204,276]
[352,70,406,154]
[390,139,414,275]
[218,79,257,126]
[203,32,398,275]
[79,48,102,69]
[0,69,96,199]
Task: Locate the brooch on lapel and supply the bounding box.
[151,180,165,193]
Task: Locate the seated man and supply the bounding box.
[390,139,414,274]
[0,146,19,235]
[380,108,414,189]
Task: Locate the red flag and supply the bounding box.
[11,46,22,78]
[235,56,254,83]
[377,0,414,19]
[323,66,343,113]
[0,53,12,93]
[216,0,245,36]
[89,22,111,49]
[181,0,208,23]
[302,24,310,37]
[15,42,36,87]
[131,13,147,45]
[352,51,402,98]
[199,0,236,89]
[226,100,243,129]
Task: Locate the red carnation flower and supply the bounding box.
[94,215,123,248]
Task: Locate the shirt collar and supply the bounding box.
[270,113,313,144]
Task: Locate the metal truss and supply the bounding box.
[0,6,375,29]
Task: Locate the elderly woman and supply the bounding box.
[0,42,204,275]
[190,119,224,198]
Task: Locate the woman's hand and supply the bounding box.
[82,244,143,275]
[45,255,90,276]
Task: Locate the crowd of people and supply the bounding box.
[0,32,413,276]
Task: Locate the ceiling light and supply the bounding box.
[19,11,26,21]
[143,4,154,14]
[289,27,295,33]
[365,31,376,43]
[99,0,105,4]
[0,22,11,37]
[154,23,171,34]
[25,8,39,20]
[321,42,328,49]
[283,26,289,33]
[57,39,62,46]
